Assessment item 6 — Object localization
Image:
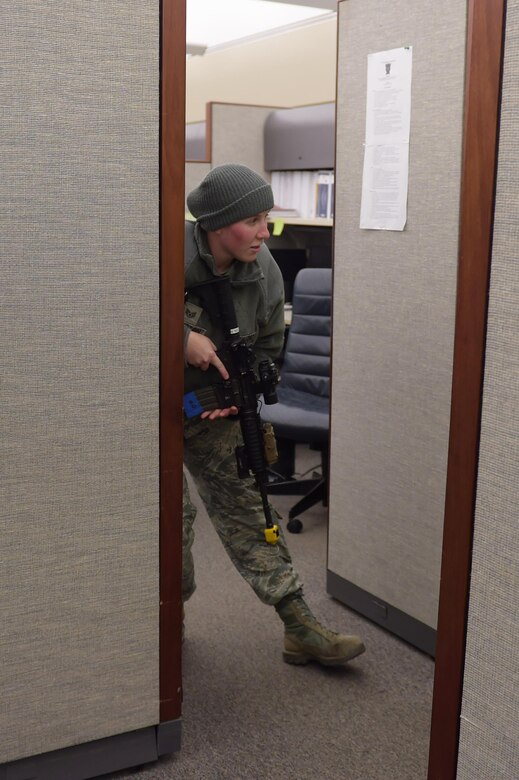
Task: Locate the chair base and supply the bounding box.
[266,440,329,532]
[266,474,327,532]
[266,475,321,497]
[287,477,327,520]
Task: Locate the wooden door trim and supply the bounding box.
[427,0,506,776]
[160,0,186,723]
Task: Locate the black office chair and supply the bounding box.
[261,267,331,533]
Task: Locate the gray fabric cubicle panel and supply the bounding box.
[328,0,467,633]
[185,161,211,210]
[457,2,519,776]
[210,103,277,179]
[185,104,278,208]
[1,2,160,764]
[186,121,207,161]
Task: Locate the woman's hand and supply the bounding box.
[200,406,239,420]
[186,330,229,378]
[186,331,239,420]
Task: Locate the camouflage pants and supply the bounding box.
[183,417,303,606]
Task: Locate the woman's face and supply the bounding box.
[211,211,270,271]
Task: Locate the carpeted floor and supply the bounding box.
[104,446,434,780]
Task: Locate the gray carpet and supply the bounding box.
[104,446,434,780]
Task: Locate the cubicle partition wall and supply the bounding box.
[186,120,208,161]
[328,0,468,654]
[184,102,281,207]
[185,161,211,208]
[209,102,280,176]
[1,2,184,777]
[329,0,514,776]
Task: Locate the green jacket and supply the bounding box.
[184,221,285,395]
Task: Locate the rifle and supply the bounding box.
[183,277,281,545]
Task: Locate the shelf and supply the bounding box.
[187,213,332,229]
[268,217,333,228]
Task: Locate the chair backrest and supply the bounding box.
[281,268,332,398]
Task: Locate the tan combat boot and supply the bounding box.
[275,595,365,667]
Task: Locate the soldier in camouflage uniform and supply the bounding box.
[183,164,365,666]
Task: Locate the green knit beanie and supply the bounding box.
[187,163,274,231]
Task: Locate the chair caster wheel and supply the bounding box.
[287,518,303,534]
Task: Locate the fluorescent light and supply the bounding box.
[186,0,331,51]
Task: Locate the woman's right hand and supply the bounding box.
[186,331,239,420]
[186,330,229,379]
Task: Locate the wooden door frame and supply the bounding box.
[428,0,506,776]
[160,0,186,723]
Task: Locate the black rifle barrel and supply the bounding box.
[212,276,240,344]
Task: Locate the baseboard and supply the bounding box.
[327,570,436,658]
[0,720,181,780]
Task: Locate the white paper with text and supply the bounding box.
[360,46,413,231]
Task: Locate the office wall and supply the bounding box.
[457,1,519,775]
[186,17,336,123]
[328,0,467,646]
[0,2,160,763]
